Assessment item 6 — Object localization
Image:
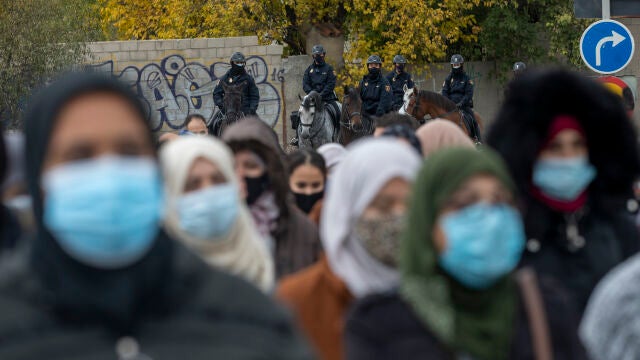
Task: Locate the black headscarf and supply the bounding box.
[24,72,174,335]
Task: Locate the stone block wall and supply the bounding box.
[86,36,287,142]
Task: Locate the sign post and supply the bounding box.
[580,19,634,74]
[602,0,610,18]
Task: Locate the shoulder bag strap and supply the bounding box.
[515,267,553,360]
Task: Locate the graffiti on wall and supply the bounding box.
[89,54,282,131]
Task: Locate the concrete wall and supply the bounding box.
[86,36,286,140]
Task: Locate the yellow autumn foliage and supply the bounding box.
[99,0,505,86]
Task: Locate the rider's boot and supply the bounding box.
[289,137,299,146]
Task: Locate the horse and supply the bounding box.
[210,80,246,136]
[297,91,339,150]
[339,86,374,146]
[399,85,484,144]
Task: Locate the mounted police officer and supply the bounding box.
[442,54,481,141]
[385,54,414,111]
[359,55,392,117]
[291,45,340,146]
[213,52,260,118]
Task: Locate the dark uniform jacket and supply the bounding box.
[442,72,474,108]
[303,62,337,102]
[385,71,414,109]
[345,285,586,360]
[359,74,392,117]
[213,71,260,115]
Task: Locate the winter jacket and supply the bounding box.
[359,74,392,117]
[385,71,414,109]
[213,70,260,115]
[345,279,586,360]
[0,240,315,360]
[278,255,353,360]
[303,62,337,102]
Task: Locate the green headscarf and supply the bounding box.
[400,147,519,360]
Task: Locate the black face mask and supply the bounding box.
[368,67,380,76]
[313,55,325,65]
[395,64,405,73]
[452,66,463,75]
[230,63,245,76]
[244,173,269,205]
[294,190,324,214]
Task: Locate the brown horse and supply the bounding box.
[401,87,484,143]
[339,86,373,146]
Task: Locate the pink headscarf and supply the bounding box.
[415,119,474,157]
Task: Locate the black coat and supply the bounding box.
[344,280,586,360]
[385,71,414,109]
[303,62,337,102]
[0,240,314,360]
[487,69,640,317]
[359,74,392,117]
[213,71,260,115]
[441,72,473,108]
[520,196,639,313]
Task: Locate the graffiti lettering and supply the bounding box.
[88,54,282,131]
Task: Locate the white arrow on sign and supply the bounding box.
[596,30,626,66]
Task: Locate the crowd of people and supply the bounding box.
[0,61,639,360]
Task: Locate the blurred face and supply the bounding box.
[368,63,381,70]
[290,164,324,195]
[183,157,227,194]
[43,92,154,172]
[360,177,411,221]
[233,149,266,199]
[373,127,386,137]
[186,118,208,136]
[538,129,588,160]
[433,174,512,253]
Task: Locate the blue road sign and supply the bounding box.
[580,19,635,74]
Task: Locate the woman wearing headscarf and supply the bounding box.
[380,124,423,155]
[487,68,640,315]
[345,148,585,360]
[222,117,320,279]
[160,136,274,292]
[415,119,474,157]
[0,72,313,359]
[278,138,421,360]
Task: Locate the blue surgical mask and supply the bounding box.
[42,156,163,269]
[178,184,239,240]
[533,156,596,201]
[438,203,525,289]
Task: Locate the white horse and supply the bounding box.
[398,84,414,116]
[297,91,340,149]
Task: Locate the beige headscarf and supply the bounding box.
[160,136,274,292]
[416,119,474,157]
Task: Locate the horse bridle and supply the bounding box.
[299,105,326,139]
[340,107,368,133]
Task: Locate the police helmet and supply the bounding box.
[392,55,407,64]
[451,54,464,65]
[312,45,326,55]
[367,55,382,65]
[513,61,526,72]
[230,52,246,64]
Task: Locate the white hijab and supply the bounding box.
[320,138,421,298]
[160,136,274,292]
